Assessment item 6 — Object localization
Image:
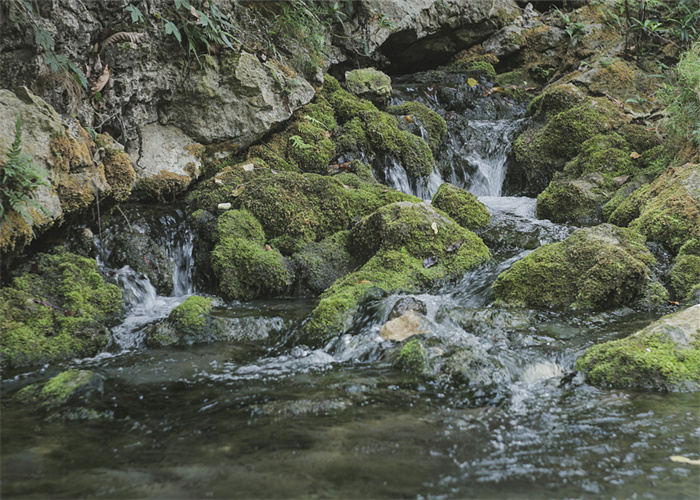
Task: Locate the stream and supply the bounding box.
[1,74,698,499]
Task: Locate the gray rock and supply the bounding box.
[483,25,524,58]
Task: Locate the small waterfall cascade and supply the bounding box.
[100,207,196,350]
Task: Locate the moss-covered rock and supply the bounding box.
[0,249,123,369]
[189,167,419,255]
[609,163,700,254]
[669,254,700,303]
[211,210,294,300]
[576,304,700,391]
[526,83,587,122]
[432,183,490,230]
[133,171,192,203]
[16,369,104,411]
[536,173,612,224]
[303,202,491,345]
[292,231,359,295]
[387,101,448,153]
[323,75,435,178]
[493,224,665,310]
[345,68,392,106]
[506,97,625,195]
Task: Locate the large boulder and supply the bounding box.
[493,224,667,310]
[0,249,123,370]
[337,0,520,72]
[303,201,491,345]
[576,304,700,391]
[0,88,135,260]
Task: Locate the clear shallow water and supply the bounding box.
[2,78,699,499]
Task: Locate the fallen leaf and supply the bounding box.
[265,244,272,252]
[467,77,478,88]
[614,175,630,187]
[231,184,245,197]
[482,87,505,97]
[431,222,439,234]
[667,300,680,306]
[342,184,356,190]
[630,151,641,159]
[423,256,439,268]
[670,456,700,465]
[190,5,200,18]
[405,115,415,123]
[446,238,465,252]
[355,280,372,285]
[91,65,111,93]
[382,189,390,193]
[525,86,537,91]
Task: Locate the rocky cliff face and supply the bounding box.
[0,0,518,262]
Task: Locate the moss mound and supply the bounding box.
[211,210,294,300]
[609,163,700,254]
[189,167,419,255]
[387,101,448,153]
[536,173,611,223]
[576,304,700,391]
[508,97,625,195]
[0,249,123,369]
[493,224,664,309]
[432,183,490,230]
[669,254,700,302]
[303,202,491,345]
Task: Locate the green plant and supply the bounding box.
[289,135,313,150]
[660,42,700,147]
[9,0,88,89]
[1,114,50,229]
[159,0,241,67]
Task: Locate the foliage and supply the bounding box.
[0,114,50,231]
[659,41,700,147]
[601,0,700,53]
[9,0,88,89]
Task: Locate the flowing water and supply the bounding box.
[2,75,698,499]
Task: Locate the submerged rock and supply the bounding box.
[145,295,286,347]
[493,224,667,310]
[576,304,700,391]
[0,249,123,370]
[379,310,431,342]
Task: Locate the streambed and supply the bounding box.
[2,75,698,499]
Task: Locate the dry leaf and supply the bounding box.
[431,222,439,234]
[230,184,245,197]
[91,65,111,93]
[467,77,478,88]
[355,280,372,285]
[100,32,145,53]
[614,175,630,187]
[342,184,356,190]
[483,87,505,97]
[667,300,680,306]
[241,163,255,171]
[405,115,415,123]
[630,151,641,159]
[190,6,200,18]
[265,244,272,252]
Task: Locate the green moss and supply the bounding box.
[564,134,634,180]
[135,171,191,203]
[322,73,342,94]
[526,83,586,121]
[536,174,611,223]
[395,339,428,373]
[432,183,490,230]
[335,117,369,153]
[493,224,658,309]
[669,255,700,301]
[618,123,661,153]
[446,60,497,80]
[324,85,435,178]
[211,210,293,300]
[292,231,359,294]
[168,296,213,337]
[345,68,392,101]
[576,331,700,391]
[512,97,625,194]
[679,238,700,256]
[96,135,135,202]
[39,369,94,406]
[0,250,122,369]
[303,202,491,345]
[387,102,448,152]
